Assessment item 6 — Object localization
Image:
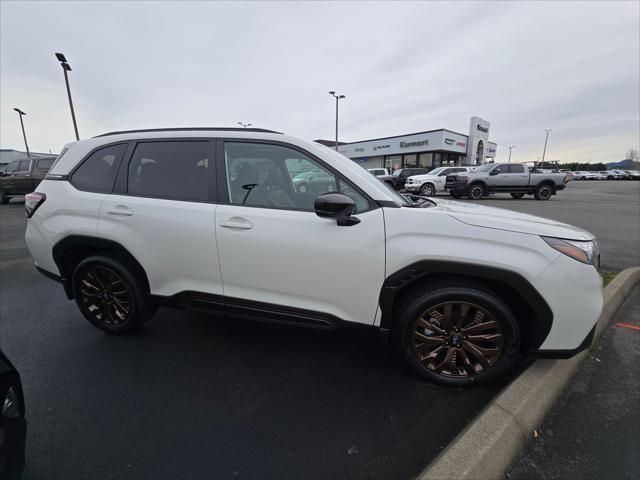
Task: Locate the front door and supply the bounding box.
[215,141,385,326]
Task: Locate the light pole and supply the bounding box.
[55,52,80,140]
[540,129,552,167]
[13,108,31,159]
[237,122,252,128]
[508,145,516,163]
[329,91,345,151]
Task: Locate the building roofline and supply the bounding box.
[340,128,471,146]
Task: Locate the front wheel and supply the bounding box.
[420,183,435,196]
[534,183,553,200]
[467,183,485,200]
[394,283,520,386]
[510,193,525,199]
[72,255,157,334]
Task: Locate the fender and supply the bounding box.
[378,260,553,350]
[52,235,150,299]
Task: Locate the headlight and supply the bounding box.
[542,236,600,266]
[2,386,22,419]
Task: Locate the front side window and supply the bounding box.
[72,143,128,193]
[224,142,369,212]
[128,141,209,202]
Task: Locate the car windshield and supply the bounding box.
[474,163,497,172]
[428,167,445,176]
[392,169,402,176]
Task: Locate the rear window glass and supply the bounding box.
[71,143,127,193]
[128,141,209,202]
[35,158,54,171]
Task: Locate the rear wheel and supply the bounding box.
[72,255,157,333]
[394,283,520,386]
[468,183,485,200]
[420,183,435,196]
[510,193,525,199]
[534,183,553,200]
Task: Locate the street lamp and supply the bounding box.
[55,52,80,140]
[13,108,30,159]
[508,145,516,163]
[329,91,346,151]
[540,129,552,167]
[237,122,252,128]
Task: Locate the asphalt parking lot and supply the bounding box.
[1,180,638,479]
[448,180,640,272]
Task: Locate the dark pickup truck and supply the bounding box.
[0,157,55,204]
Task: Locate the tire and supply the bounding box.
[394,282,520,387]
[510,193,525,199]
[0,191,9,204]
[420,183,435,196]
[467,183,485,200]
[72,255,157,334]
[534,183,553,201]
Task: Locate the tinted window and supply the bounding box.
[72,143,127,193]
[440,168,453,176]
[509,164,525,173]
[5,161,19,173]
[224,142,369,213]
[18,160,31,171]
[128,141,209,201]
[493,165,506,174]
[35,158,54,171]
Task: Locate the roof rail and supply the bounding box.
[93,127,282,138]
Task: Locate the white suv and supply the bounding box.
[25,128,603,386]
[404,166,472,196]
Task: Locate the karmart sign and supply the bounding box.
[400,139,429,148]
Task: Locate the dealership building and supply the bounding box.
[324,116,497,171]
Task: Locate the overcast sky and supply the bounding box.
[1,1,638,163]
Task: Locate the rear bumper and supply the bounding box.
[36,265,73,299]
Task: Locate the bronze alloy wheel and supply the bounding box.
[411,301,504,378]
[78,266,132,326]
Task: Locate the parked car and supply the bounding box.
[622,170,640,180]
[598,170,624,180]
[292,170,335,193]
[445,162,570,200]
[0,156,56,204]
[404,166,472,196]
[25,127,603,386]
[573,171,599,180]
[384,167,429,190]
[367,168,389,177]
[0,349,26,480]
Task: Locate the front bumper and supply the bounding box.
[404,184,421,192]
[444,182,467,194]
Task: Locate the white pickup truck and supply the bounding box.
[444,163,570,200]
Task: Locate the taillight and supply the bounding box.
[25,192,46,218]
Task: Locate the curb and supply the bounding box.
[418,265,640,480]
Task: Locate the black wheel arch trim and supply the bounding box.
[51,235,150,300]
[378,260,553,351]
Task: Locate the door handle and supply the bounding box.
[106,205,133,216]
[219,217,253,230]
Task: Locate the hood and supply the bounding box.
[430,198,595,240]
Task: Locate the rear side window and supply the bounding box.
[71,143,127,193]
[35,158,54,171]
[128,141,209,202]
[509,164,525,173]
[18,160,31,171]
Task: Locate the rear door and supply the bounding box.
[215,140,385,326]
[98,139,222,302]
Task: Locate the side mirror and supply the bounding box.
[490,169,500,176]
[314,193,361,226]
